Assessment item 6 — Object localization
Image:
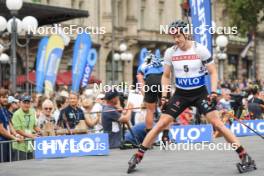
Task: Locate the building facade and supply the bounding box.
[1,0,263,90]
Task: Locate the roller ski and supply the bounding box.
[127,152,143,174]
[236,153,257,173]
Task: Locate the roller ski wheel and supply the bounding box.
[127,153,142,174]
[236,154,257,173]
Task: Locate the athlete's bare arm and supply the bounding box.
[161,64,171,98]
[206,63,218,92]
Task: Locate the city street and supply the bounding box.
[0,136,263,176]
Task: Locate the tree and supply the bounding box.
[222,0,264,35]
[222,0,264,80]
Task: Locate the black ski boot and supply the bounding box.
[236,153,257,173]
[127,152,143,174]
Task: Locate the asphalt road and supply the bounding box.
[0,136,263,176]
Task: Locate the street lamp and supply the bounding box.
[0,52,10,87]
[215,35,228,81]
[0,0,38,93]
[113,43,133,82]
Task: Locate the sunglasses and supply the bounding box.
[44,107,53,111]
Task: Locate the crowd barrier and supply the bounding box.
[1,120,263,162]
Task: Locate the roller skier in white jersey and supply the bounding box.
[127,20,257,174]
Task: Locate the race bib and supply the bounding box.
[176,75,205,88]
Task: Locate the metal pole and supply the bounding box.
[26,36,29,94]
[253,38,257,81]
[220,60,224,81]
[11,16,17,93]
[111,0,115,85]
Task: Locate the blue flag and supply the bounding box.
[81,48,97,87]
[71,33,92,92]
[190,0,213,92]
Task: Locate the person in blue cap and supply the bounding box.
[102,89,133,148]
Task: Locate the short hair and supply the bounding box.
[69,91,79,98]
[55,96,66,109]
[0,88,8,97]
[42,99,54,109]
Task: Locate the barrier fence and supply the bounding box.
[1,119,264,163]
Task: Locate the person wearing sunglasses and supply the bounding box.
[37,99,56,132]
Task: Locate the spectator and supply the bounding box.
[37,99,56,136]
[53,96,67,124]
[12,95,41,161]
[90,94,105,131]
[248,86,264,119]
[7,96,20,115]
[219,89,232,111]
[34,95,47,119]
[81,98,100,130]
[0,89,23,162]
[57,92,86,133]
[102,90,133,148]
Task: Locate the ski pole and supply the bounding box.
[228,112,264,139]
[89,106,146,114]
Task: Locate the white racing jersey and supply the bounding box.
[164,42,213,90]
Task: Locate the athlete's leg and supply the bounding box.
[145,102,156,130]
[206,110,256,173]
[196,95,256,173]
[206,110,240,147]
[142,114,174,148]
[128,93,189,169]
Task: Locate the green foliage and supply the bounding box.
[222,0,264,34]
[31,0,41,3]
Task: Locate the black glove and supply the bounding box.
[207,91,218,108]
[161,97,169,112]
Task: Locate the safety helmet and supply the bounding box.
[168,20,188,34]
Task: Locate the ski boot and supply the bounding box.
[236,153,257,173]
[127,152,143,174]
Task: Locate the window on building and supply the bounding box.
[106,54,123,84]
[71,0,75,8]
[79,1,85,24]
[159,0,164,25]
[140,0,146,29]
[117,0,123,27]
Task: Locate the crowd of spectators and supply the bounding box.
[0,79,264,162]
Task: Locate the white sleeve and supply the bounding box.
[163,47,173,66]
[196,43,213,65]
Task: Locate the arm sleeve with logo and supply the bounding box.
[196,43,213,65]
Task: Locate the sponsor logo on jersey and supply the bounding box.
[172,54,199,61]
[176,75,205,88]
